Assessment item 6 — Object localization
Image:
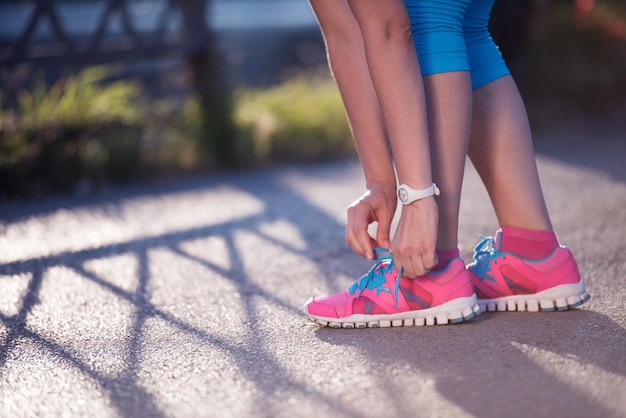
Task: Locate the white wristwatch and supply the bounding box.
[397,183,440,205]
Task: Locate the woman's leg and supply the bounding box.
[422,72,473,252]
[310,0,398,260]
[304,0,481,328]
[348,0,440,277]
[405,0,473,254]
[468,75,552,232]
[463,0,552,232]
[463,0,589,312]
[309,0,394,190]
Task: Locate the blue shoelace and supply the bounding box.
[470,235,502,283]
[348,248,402,308]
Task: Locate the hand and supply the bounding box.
[345,182,397,260]
[391,196,439,278]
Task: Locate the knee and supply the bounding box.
[384,21,414,46]
[359,14,414,48]
[323,20,362,49]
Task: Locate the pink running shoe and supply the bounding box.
[467,232,591,312]
[304,248,481,329]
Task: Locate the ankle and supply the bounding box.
[434,248,460,271]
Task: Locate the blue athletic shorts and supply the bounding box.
[404,0,510,89]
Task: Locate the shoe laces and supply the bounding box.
[470,236,503,283]
[348,248,402,308]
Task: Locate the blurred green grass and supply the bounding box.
[0,69,352,198]
[233,75,353,164]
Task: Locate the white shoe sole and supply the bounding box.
[305,295,481,329]
[478,281,591,312]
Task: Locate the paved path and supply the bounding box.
[1,121,625,418]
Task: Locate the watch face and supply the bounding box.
[398,188,409,203]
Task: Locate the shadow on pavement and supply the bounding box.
[315,309,625,417]
[0,160,365,417]
[1,112,623,417]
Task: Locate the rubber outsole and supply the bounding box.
[477,281,591,312]
[305,295,482,329]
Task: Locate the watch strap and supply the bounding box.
[397,183,440,205]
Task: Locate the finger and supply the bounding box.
[345,209,366,258]
[375,214,392,250]
[355,227,374,260]
[353,208,375,260]
[411,260,427,278]
[399,255,427,278]
[422,250,438,271]
[346,209,374,260]
[345,225,366,259]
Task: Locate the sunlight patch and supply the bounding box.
[257,220,307,252]
[233,228,321,304]
[178,235,232,271]
[0,343,116,418]
[25,265,135,375]
[146,246,250,341]
[83,252,140,294]
[0,272,32,317]
[0,185,265,264]
[137,315,259,418]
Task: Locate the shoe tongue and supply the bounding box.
[494,229,503,249]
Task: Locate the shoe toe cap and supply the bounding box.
[304,291,353,318]
[304,297,340,318]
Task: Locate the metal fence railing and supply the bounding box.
[0,0,213,68]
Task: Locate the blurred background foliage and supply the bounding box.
[509,0,626,123]
[0,0,624,199]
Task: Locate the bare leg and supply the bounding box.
[468,75,552,231]
[309,0,394,189]
[311,0,438,276]
[348,0,438,276]
[347,0,432,189]
[423,72,473,250]
[465,75,589,314]
[403,0,474,254]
